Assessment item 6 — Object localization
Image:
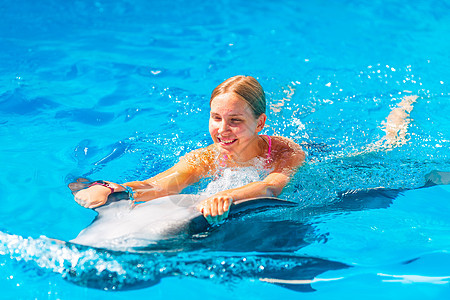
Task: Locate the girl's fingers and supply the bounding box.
[202,204,215,225]
[201,203,210,217]
[75,196,96,208]
[209,199,218,217]
[198,196,233,224]
[211,201,220,224]
[223,198,231,212]
[217,198,225,216]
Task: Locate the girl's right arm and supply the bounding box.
[74,148,209,208]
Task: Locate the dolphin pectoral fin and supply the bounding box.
[68,177,91,195]
[186,214,210,235]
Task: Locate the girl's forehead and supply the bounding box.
[210,93,252,114]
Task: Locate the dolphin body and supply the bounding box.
[72,170,450,252]
[67,193,346,292]
[71,193,298,251]
[67,171,449,291]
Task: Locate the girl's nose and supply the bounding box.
[218,120,230,133]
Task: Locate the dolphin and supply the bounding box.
[64,171,449,291]
[70,170,450,251]
[69,183,298,251]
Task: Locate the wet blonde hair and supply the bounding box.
[210,75,266,118]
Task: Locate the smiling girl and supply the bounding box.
[74,75,306,224]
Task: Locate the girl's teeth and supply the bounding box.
[221,139,235,144]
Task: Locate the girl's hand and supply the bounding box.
[74,185,111,209]
[197,193,233,224]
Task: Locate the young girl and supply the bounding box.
[73,75,306,224]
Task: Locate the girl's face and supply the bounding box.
[209,93,266,160]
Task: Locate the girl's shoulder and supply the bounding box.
[269,136,303,152]
[267,136,305,167]
[180,144,219,167]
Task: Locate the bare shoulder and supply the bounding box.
[271,136,304,153]
[269,136,305,167]
[180,144,219,172]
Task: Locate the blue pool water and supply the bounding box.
[1,0,450,298]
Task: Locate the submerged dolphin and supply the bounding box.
[65,171,450,291]
[71,192,297,251]
[66,191,345,292]
[71,170,450,251]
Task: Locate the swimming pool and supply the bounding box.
[1,0,450,298]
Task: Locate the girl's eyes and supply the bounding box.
[211,116,243,125]
[211,116,242,123]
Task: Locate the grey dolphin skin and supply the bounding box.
[71,193,298,251]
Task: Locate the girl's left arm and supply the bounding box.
[197,142,305,224]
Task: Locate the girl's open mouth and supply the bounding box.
[218,137,237,146]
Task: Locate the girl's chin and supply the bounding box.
[215,142,237,154]
[217,145,235,153]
